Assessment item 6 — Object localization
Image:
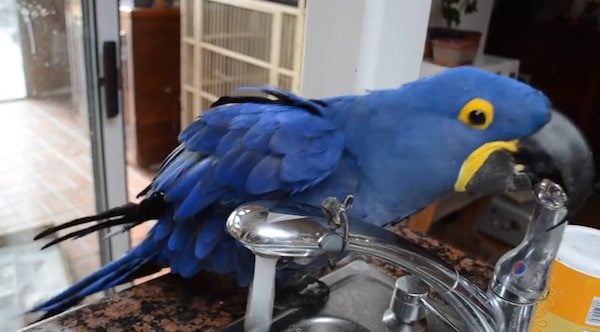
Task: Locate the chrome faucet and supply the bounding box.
[226,179,568,332]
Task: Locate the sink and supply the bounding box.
[221,261,462,332]
[293,316,370,332]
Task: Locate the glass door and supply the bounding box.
[0,0,129,329]
[84,0,130,264]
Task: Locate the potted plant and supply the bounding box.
[426,0,482,67]
[441,0,478,28]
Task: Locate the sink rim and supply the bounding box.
[294,315,371,331]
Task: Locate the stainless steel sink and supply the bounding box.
[222,261,460,332]
[293,316,370,332]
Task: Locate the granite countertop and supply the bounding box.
[23,225,494,332]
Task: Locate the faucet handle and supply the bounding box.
[382,275,429,331]
[320,195,354,227]
[535,178,568,210]
[320,195,354,249]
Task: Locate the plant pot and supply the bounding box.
[428,27,467,40]
[432,38,479,67]
[431,30,481,67]
[462,30,482,45]
[424,28,481,61]
[423,41,433,59]
[424,27,461,59]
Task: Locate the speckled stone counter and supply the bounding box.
[23,225,494,332]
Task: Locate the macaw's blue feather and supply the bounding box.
[214,144,245,183]
[276,112,336,135]
[210,239,232,274]
[150,217,174,242]
[280,148,342,183]
[216,129,246,156]
[167,218,197,252]
[32,240,156,315]
[203,105,243,127]
[312,148,344,170]
[194,215,224,259]
[152,153,200,192]
[201,163,225,197]
[230,113,260,129]
[243,117,278,151]
[279,153,323,183]
[173,184,222,221]
[216,147,265,191]
[32,257,129,312]
[178,253,203,278]
[164,158,213,202]
[186,125,229,153]
[172,228,203,278]
[270,126,309,154]
[41,259,140,314]
[246,155,282,194]
[178,119,206,142]
[306,132,344,153]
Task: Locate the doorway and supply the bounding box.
[0,0,26,101]
[0,1,133,329]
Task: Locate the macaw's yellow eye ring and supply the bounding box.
[459,98,494,130]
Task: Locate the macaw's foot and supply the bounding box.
[275,276,330,309]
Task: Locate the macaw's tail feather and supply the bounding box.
[34,193,169,249]
[30,193,168,317]
[30,239,159,318]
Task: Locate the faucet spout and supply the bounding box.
[226,201,345,258]
[226,199,457,270]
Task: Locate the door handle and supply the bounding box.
[102,41,119,118]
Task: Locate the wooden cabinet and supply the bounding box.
[120,7,181,168]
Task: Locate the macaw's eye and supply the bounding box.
[468,110,487,125]
[458,98,494,130]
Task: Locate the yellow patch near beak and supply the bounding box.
[454,140,519,192]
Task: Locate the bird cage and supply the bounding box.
[180,0,306,127]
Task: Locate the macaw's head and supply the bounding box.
[404,67,593,216]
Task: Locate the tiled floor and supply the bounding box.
[0,97,156,314]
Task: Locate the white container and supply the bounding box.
[531,225,600,331]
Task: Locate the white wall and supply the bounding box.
[428,0,494,57]
[301,0,432,98]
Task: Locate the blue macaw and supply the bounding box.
[32,67,593,316]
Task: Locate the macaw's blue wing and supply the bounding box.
[32,88,345,316]
[154,99,345,218]
[147,96,345,280]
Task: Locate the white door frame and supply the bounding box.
[82,0,130,263]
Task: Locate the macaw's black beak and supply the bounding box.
[465,110,594,217]
[516,110,594,215]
